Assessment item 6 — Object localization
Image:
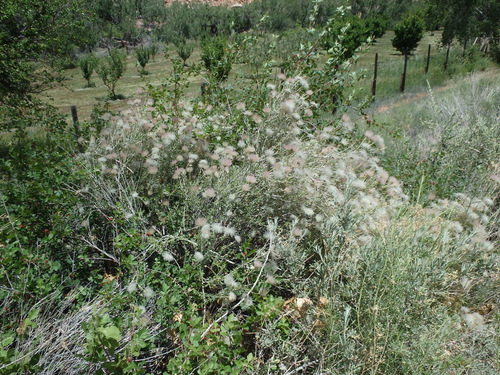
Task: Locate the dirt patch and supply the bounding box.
[377,92,427,113]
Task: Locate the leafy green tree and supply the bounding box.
[93,0,135,39]
[391,14,425,55]
[365,17,388,38]
[80,54,98,87]
[422,2,442,31]
[0,0,92,98]
[97,49,127,99]
[323,16,376,62]
[175,40,194,66]
[0,0,93,135]
[135,47,150,76]
[350,0,424,23]
[201,37,232,83]
[427,0,499,51]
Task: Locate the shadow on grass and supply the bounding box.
[95,94,128,101]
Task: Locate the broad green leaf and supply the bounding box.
[100,325,121,342]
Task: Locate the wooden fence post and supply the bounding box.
[371,53,378,99]
[70,105,83,153]
[400,53,408,93]
[425,44,431,74]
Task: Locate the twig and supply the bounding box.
[81,236,119,264]
[283,360,319,375]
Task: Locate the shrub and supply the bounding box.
[365,16,388,39]
[175,40,194,66]
[147,43,160,61]
[135,46,150,76]
[488,42,500,63]
[323,14,373,61]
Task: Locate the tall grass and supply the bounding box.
[376,72,500,201]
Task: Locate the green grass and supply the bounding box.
[42,29,496,124]
[352,30,496,103]
[41,45,205,121]
[41,44,258,122]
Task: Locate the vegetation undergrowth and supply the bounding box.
[1,2,499,375]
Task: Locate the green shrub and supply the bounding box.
[175,40,194,66]
[489,42,500,63]
[135,46,150,76]
[147,43,160,61]
[323,15,373,61]
[365,16,389,39]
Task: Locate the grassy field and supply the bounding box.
[42,29,498,124]
[42,47,204,121]
[353,30,497,101]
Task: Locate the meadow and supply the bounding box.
[1,12,499,375]
[42,29,495,122]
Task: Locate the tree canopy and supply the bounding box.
[391,14,424,55]
[426,0,499,46]
[0,0,92,98]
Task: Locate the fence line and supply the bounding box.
[369,43,464,99]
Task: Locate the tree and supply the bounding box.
[97,50,127,99]
[80,54,98,87]
[201,37,232,83]
[0,0,92,98]
[391,14,424,55]
[176,41,194,66]
[427,0,499,51]
[0,0,93,134]
[135,47,150,76]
